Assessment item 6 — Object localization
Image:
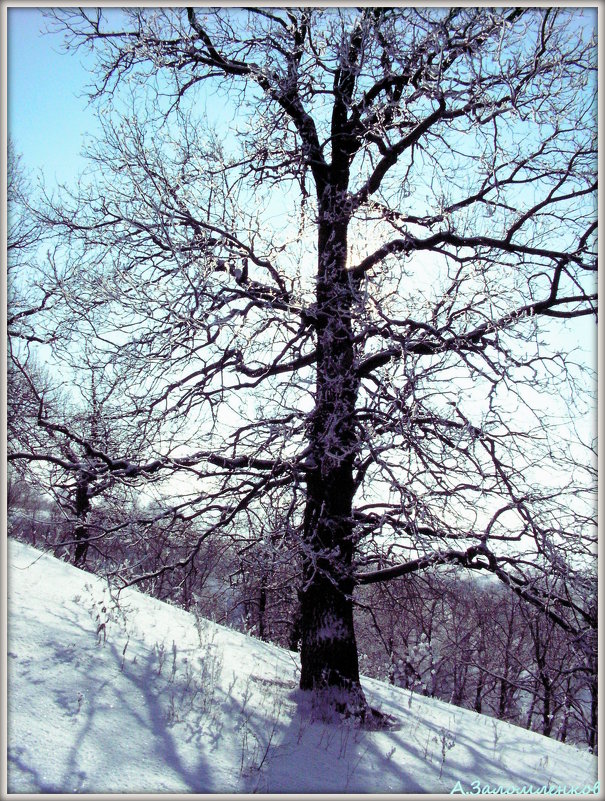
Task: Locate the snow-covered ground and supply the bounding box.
[6,539,599,794]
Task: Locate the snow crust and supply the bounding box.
[6,539,599,794]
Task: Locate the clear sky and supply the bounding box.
[7,7,101,185]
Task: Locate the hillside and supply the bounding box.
[6,539,599,794]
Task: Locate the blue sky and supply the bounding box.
[7,7,101,185]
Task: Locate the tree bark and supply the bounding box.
[258,575,267,641]
[73,472,90,566]
[298,197,367,714]
[589,674,597,752]
[541,676,552,737]
[474,670,484,714]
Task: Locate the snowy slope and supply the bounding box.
[6,539,599,794]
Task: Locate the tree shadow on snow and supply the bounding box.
[8,608,215,794]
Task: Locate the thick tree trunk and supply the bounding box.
[298,203,369,717]
[298,560,362,693]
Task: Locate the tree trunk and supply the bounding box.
[258,575,267,641]
[558,680,571,743]
[298,204,368,716]
[589,674,597,752]
[498,676,510,719]
[526,692,537,730]
[298,556,362,696]
[474,669,484,714]
[541,676,552,737]
[73,473,90,566]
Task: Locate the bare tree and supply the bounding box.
[11,7,596,723]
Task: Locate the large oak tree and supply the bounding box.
[11,7,597,723]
